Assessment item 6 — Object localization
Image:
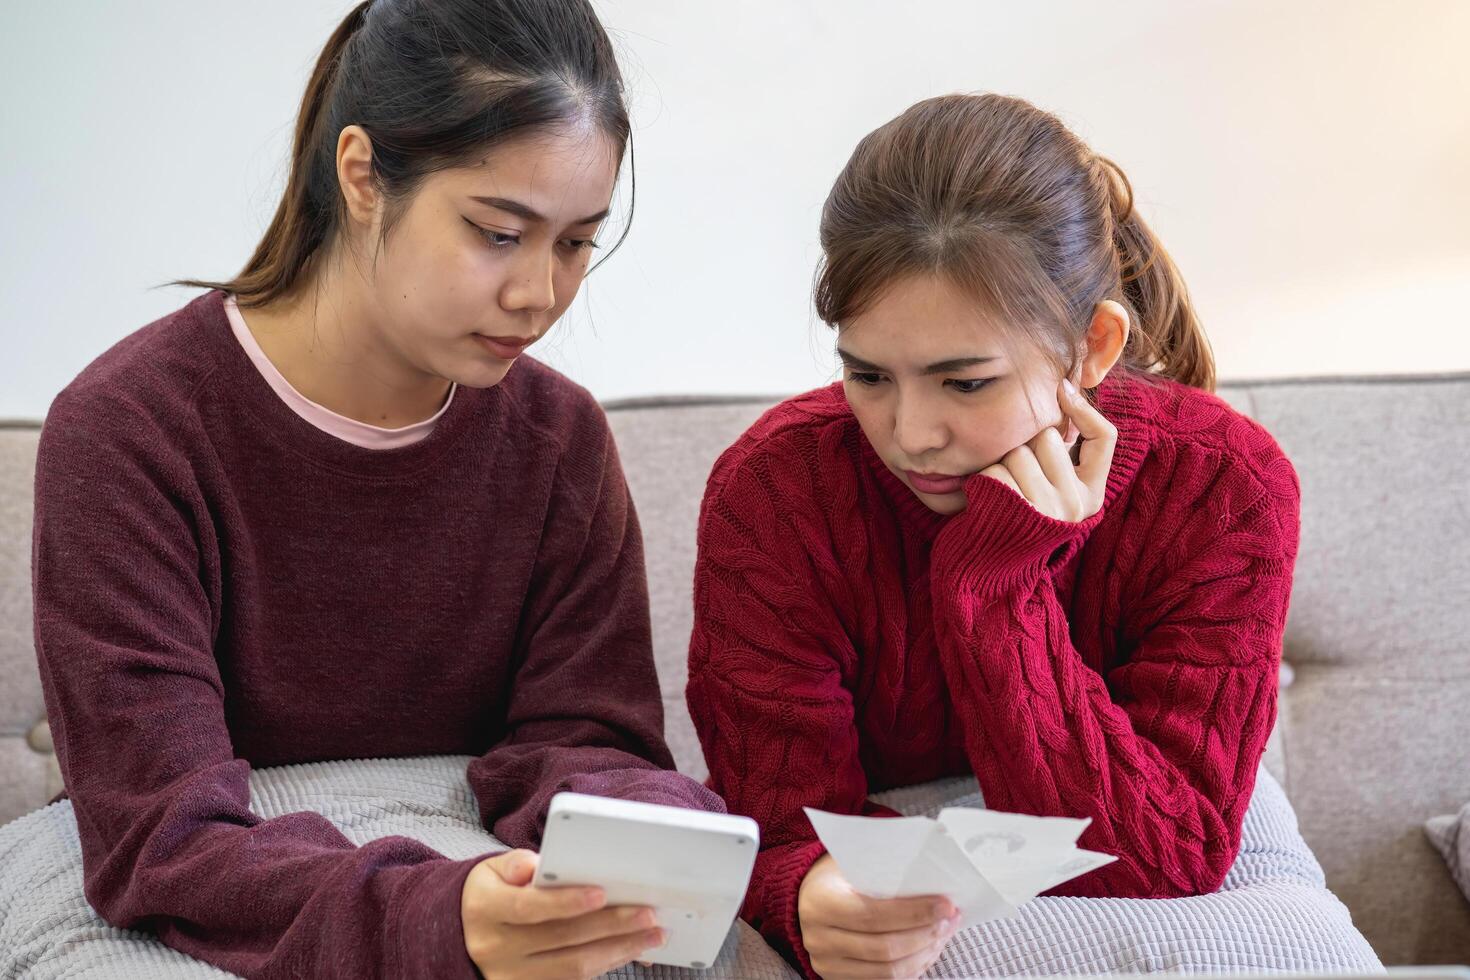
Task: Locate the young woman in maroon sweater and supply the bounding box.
[686,94,1301,980]
[31,2,720,978]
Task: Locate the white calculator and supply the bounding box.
[532,792,760,970]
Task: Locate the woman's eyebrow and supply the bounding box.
[469,195,610,226]
[837,347,1000,374]
[921,356,1000,374]
[836,348,882,372]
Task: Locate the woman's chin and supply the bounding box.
[448,358,516,389]
[914,487,968,516]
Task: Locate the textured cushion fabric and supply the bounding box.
[1426,803,1470,904]
[870,767,1381,976]
[0,755,799,980]
[0,755,1381,978]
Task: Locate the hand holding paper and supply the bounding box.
[804,805,1117,929]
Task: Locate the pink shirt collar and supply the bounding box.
[224,294,454,450]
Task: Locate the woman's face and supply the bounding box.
[839,274,1080,516]
[349,122,620,389]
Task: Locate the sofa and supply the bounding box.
[1,372,1467,972]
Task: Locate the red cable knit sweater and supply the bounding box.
[686,370,1301,977]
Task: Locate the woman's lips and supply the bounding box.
[474,333,535,360]
[905,470,968,495]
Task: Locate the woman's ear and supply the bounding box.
[1077,300,1130,388]
[336,124,381,228]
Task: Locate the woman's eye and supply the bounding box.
[466,219,519,248]
[561,238,600,252]
[947,378,994,394]
[847,372,885,386]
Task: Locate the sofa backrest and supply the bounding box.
[3,375,1467,964]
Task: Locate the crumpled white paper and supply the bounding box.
[804,805,1118,929]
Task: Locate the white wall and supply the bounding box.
[3,1,1467,419]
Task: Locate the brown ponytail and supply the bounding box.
[1096,157,1215,391]
[815,94,1217,394]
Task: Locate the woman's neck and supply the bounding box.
[237,271,453,429]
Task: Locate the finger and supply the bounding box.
[519,904,658,955]
[486,848,539,887]
[1059,378,1112,438]
[826,890,954,934]
[1030,428,1084,514]
[1060,379,1117,493]
[527,926,665,980]
[1000,444,1054,505]
[829,939,950,979]
[818,915,958,963]
[467,853,600,929]
[976,462,1022,497]
[493,881,607,926]
[1029,429,1087,517]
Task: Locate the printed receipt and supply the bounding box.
[803,806,1118,929]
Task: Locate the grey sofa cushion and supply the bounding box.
[1241,377,1470,964]
[0,425,50,828]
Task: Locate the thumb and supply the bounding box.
[487,848,539,886]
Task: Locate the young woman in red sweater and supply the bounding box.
[686,93,1301,980]
[32,2,719,978]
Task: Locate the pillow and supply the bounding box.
[1425,802,1470,900]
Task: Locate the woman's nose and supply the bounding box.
[502,254,556,314]
[893,399,947,458]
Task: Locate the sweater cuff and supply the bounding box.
[592,769,729,814]
[756,839,829,980]
[932,472,1103,596]
[387,853,497,980]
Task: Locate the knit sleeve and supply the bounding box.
[466,401,724,846]
[685,434,896,979]
[32,392,485,980]
[927,438,1301,897]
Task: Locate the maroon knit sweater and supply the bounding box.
[686,373,1301,977]
[32,290,722,979]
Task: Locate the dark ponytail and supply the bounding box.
[172,0,631,308]
[1096,157,1215,392]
